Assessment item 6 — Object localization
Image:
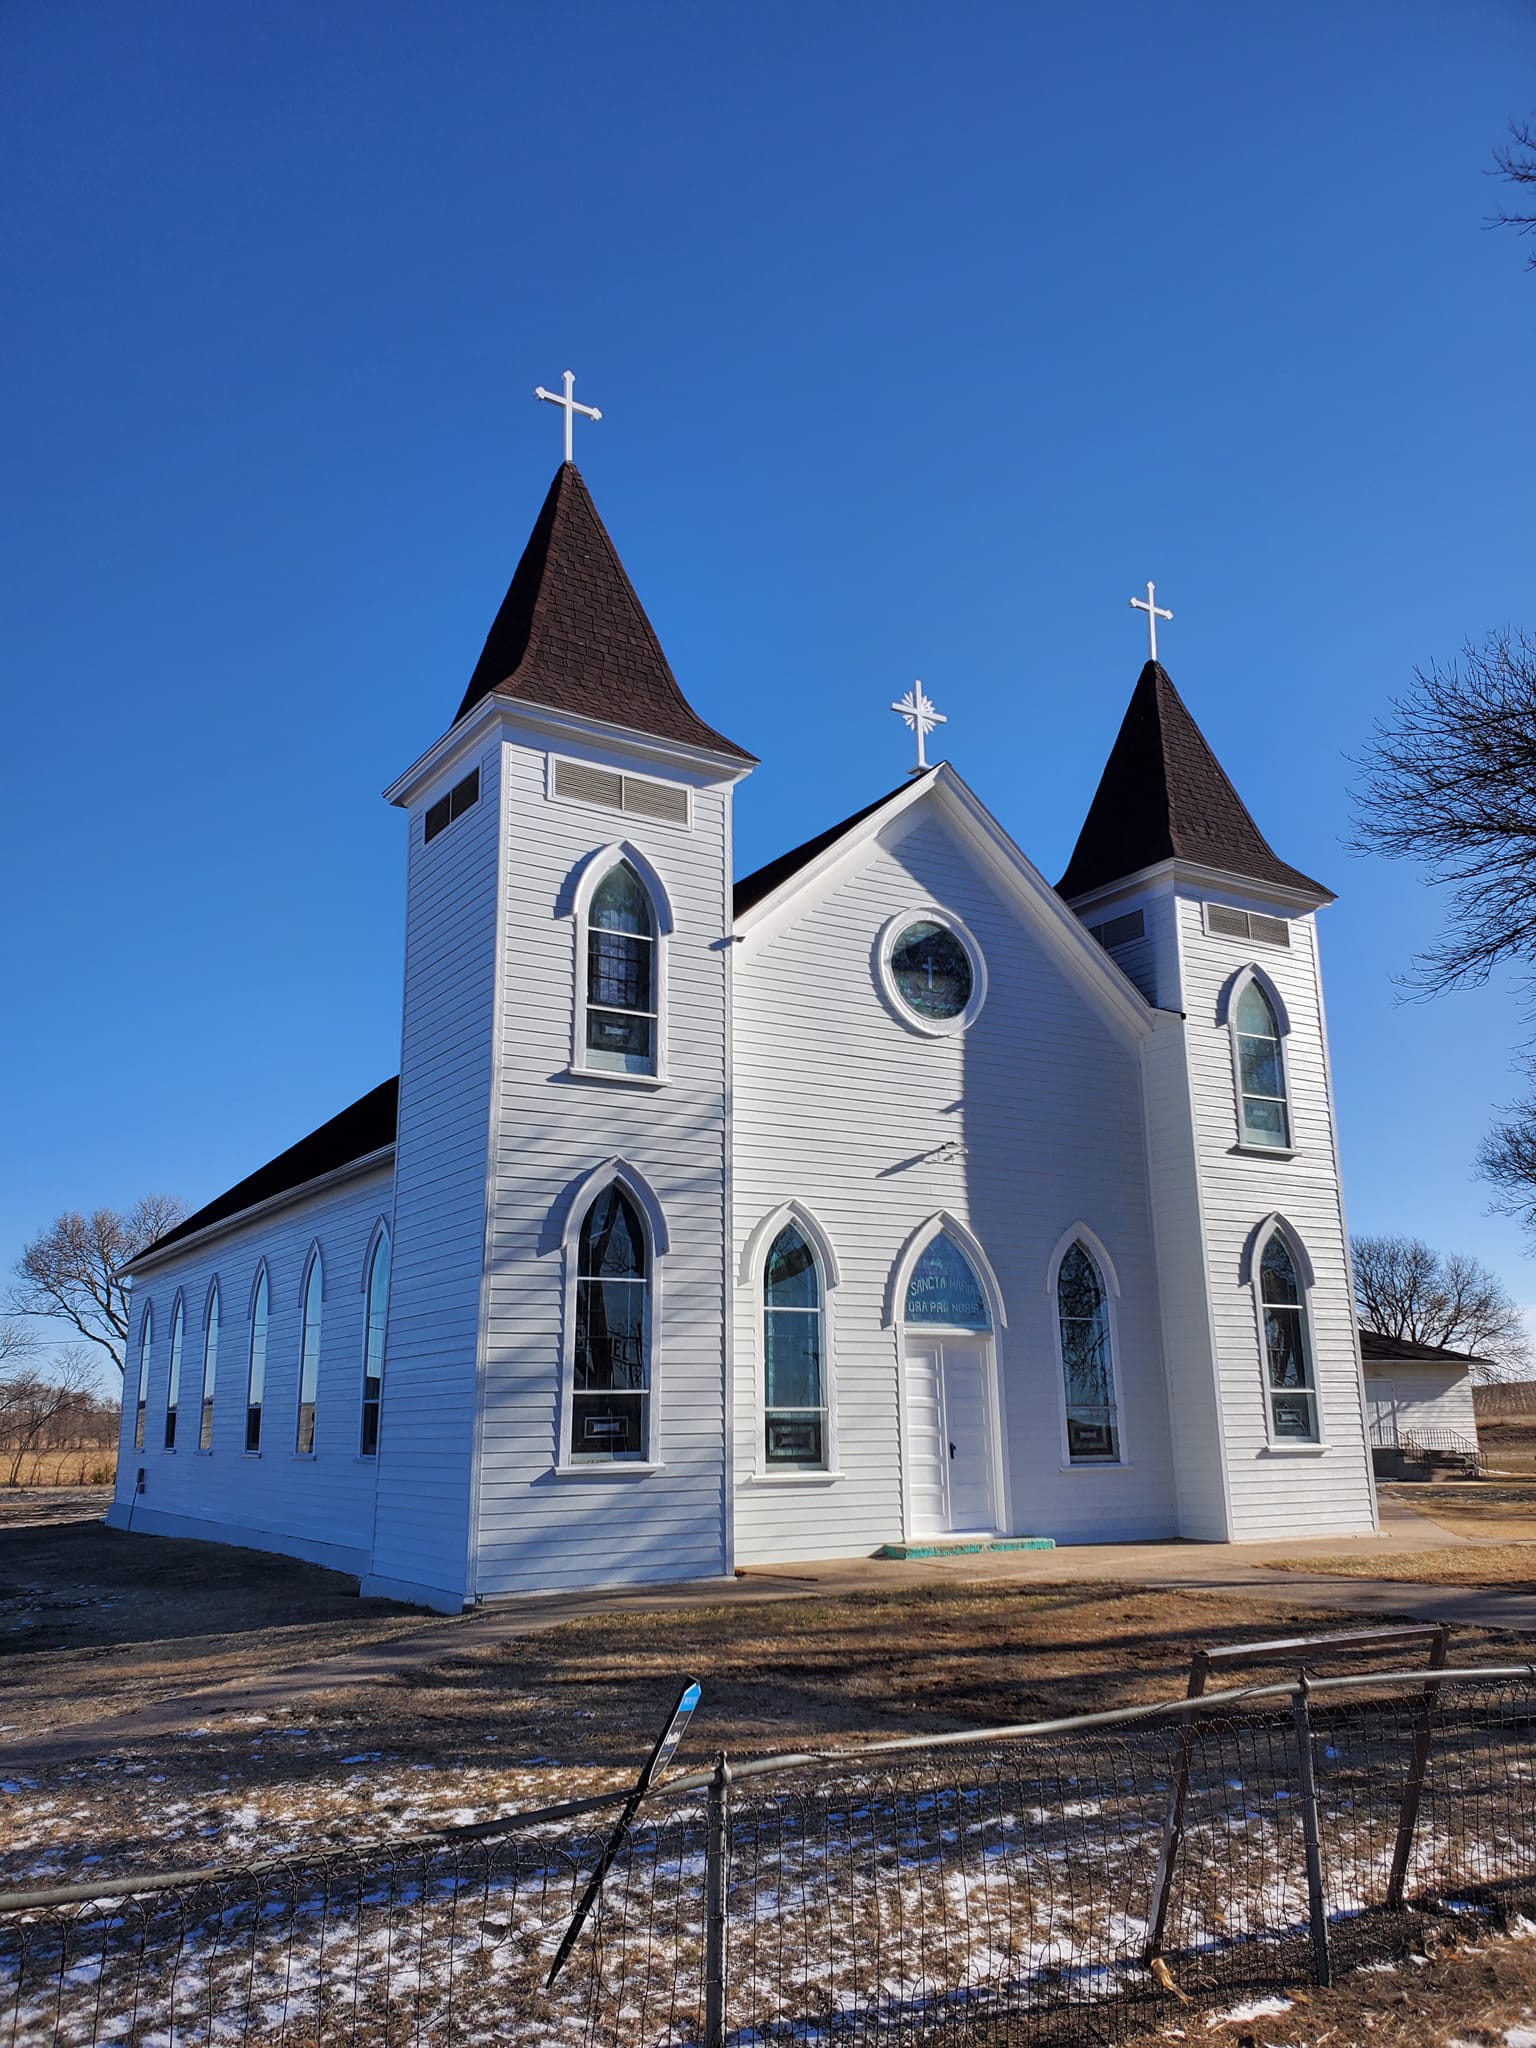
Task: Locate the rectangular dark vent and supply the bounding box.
[425,767,480,845]
[1206,902,1290,947]
[1088,909,1145,951]
[553,757,690,826]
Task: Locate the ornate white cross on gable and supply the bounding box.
[1129,580,1173,662]
[534,369,602,465]
[891,680,946,775]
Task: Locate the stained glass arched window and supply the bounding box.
[586,863,658,1075]
[572,1187,650,1459]
[134,1305,152,1452]
[199,1284,220,1451]
[1260,1232,1317,1440]
[1057,1244,1119,1461]
[295,1253,323,1455]
[246,1267,268,1452]
[1235,980,1290,1149]
[763,1225,826,1467]
[903,1233,991,1330]
[361,1231,390,1457]
[163,1296,185,1450]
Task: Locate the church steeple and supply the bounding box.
[1056,660,1330,902]
[454,464,754,761]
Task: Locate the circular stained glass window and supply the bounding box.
[890,920,974,1021]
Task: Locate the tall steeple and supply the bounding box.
[454,464,753,761]
[1057,660,1330,902]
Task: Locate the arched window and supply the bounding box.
[246,1267,269,1453]
[571,1186,650,1460]
[585,862,657,1076]
[163,1296,185,1449]
[763,1226,827,1467]
[296,1252,323,1455]
[1234,979,1290,1149]
[1258,1231,1317,1441]
[1056,1243,1120,1462]
[903,1232,991,1329]
[134,1305,152,1452]
[199,1284,220,1452]
[360,1230,390,1456]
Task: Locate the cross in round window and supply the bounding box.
[890,920,974,1021]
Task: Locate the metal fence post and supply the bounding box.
[1291,1673,1331,1988]
[1386,1623,1448,1910]
[704,1750,731,2048]
[1145,1648,1210,1959]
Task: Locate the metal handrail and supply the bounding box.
[2,1660,1532,1919]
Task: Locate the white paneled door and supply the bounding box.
[903,1337,997,1536]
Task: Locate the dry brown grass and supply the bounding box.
[1262,1542,1536,1585]
[0,1448,115,1488]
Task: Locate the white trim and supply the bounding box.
[874,904,988,1038]
[1246,1216,1324,1449]
[884,1212,1008,1332]
[564,845,673,1084]
[123,1148,395,1277]
[1221,963,1295,1155]
[744,1202,840,1477]
[553,1163,668,1467]
[1046,1228,1128,1468]
[1063,857,1334,916]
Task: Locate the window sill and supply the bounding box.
[745,1469,846,1485]
[551,1461,666,1477]
[1261,1441,1328,1455]
[244,1449,263,1458]
[1059,1461,1132,1472]
[565,1064,668,1090]
[1230,1144,1298,1160]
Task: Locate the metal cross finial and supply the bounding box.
[534,369,602,465]
[1129,580,1173,662]
[891,681,946,775]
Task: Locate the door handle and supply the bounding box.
[949,1441,957,1461]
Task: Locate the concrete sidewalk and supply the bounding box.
[10,1501,1533,1769]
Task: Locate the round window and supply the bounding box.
[889,919,974,1021]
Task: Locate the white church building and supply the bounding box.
[110,447,1378,1610]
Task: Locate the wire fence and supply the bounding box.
[5,1668,1536,2046]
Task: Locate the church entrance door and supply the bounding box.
[903,1337,996,1537]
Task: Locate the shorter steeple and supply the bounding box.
[455,465,753,761]
[1057,660,1330,901]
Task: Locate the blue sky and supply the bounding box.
[4,0,1536,1377]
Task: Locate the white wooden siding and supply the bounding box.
[106,1161,394,1568]
[732,805,1179,1564]
[365,740,503,1606]
[1174,890,1375,1539]
[472,732,735,1595]
[1363,1362,1479,1443]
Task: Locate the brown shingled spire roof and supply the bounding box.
[454,464,753,760]
[1056,660,1331,901]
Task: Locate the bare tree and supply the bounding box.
[0,1320,36,1365]
[1353,1232,1531,1381]
[9,1196,185,1377]
[0,1350,99,1486]
[1351,631,1536,999]
[1492,116,1536,264]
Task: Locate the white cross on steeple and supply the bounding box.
[534,369,602,465]
[891,681,946,775]
[1129,580,1173,662]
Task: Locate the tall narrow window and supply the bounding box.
[360,1232,390,1456]
[134,1306,152,1451]
[1235,980,1290,1149]
[246,1268,268,1452]
[571,1187,649,1460]
[1260,1233,1318,1441]
[763,1226,827,1467]
[163,1296,184,1449]
[199,1284,220,1451]
[585,863,657,1075]
[296,1254,323,1455]
[1057,1243,1120,1461]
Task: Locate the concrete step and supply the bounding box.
[877,1536,1057,1561]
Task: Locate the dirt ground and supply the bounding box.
[1123,1911,1536,2045]
[2,1489,1531,1894]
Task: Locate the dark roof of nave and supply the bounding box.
[453,464,754,762]
[141,1078,400,1261]
[1358,1328,1489,1369]
[1055,661,1331,902]
[732,776,920,916]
